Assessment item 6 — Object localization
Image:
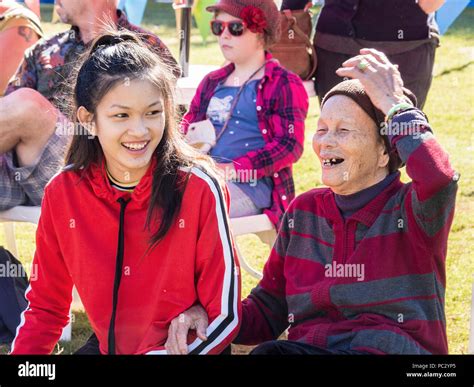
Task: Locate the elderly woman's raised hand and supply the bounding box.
[336,48,409,116]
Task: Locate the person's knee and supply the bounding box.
[4,88,40,116]
[6,89,59,166]
[9,88,58,141]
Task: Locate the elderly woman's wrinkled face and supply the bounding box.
[313,95,390,195]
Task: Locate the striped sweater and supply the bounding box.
[236,109,458,354]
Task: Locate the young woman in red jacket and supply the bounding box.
[10,30,241,355]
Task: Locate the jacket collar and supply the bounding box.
[86,156,156,208]
[325,172,403,227]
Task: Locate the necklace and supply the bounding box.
[106,167,140,187]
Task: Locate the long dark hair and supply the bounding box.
[65,28,216,247]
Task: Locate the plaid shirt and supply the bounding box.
[5,10,180,109]
[181,52,309,227]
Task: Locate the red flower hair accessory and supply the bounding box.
[240,6,267,34]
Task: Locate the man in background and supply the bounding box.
[0,0,179,211]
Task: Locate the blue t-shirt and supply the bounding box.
[207,79,273,209]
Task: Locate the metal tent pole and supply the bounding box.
[173,0,194,77]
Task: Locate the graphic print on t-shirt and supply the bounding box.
[207,95,233,124]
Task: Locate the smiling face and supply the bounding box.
[313,95,390,195]
[214,11,264,64]
[77,79,165,183]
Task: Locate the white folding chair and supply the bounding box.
[0,206,41,257]
[176,64,219,105]
[230,214,277,280]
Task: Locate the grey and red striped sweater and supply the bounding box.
[236,109,458,354]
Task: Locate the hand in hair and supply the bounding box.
[335,48,407,116]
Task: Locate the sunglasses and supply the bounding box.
[210,20,247,37]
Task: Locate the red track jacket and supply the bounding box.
[11,160,241,354]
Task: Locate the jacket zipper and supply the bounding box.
[107,197,130,354]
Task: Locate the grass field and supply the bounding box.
[0,3,473,355]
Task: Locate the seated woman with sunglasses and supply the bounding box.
[181,0,309,226]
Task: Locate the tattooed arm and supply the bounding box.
[0,26,39,94]
[18,26,35,43]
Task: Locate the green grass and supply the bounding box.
[1,3,473,354]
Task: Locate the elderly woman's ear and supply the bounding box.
[377,139,391,170]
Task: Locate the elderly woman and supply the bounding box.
[164,48,458,355]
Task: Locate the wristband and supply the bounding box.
[385,102,413,122]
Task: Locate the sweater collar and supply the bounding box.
[86,156,156,207]
[334,172,399,218]
[325,171,403,227]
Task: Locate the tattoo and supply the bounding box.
[18,26,34,43]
